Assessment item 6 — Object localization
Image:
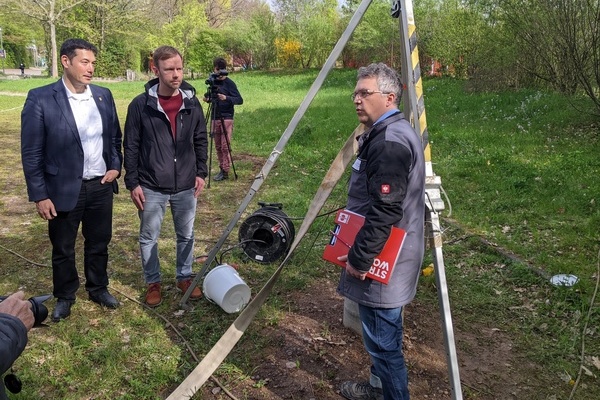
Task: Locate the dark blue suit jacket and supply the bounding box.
[21,80,123,212]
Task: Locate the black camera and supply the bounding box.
[205,69,228,87]
[0,294,52,327]
[0,294,51,394]
[205,69,228,98]
[205,70,228,102]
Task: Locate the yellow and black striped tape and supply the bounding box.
[407,21,431,162]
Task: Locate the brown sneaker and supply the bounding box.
[176,278,202,300]
[145,282,162,307]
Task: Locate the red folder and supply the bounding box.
[322,209,406,284]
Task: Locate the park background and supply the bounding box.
[0,0,599,114]
[0,0,599,399]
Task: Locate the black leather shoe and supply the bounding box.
[52,300,74,322]
[89,291,120,309]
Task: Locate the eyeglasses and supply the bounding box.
[350,89,390,101]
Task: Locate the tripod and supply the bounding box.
[204,92,238,188]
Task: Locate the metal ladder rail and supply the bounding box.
[395,1,463,398]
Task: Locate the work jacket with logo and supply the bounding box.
[337,111,426,308]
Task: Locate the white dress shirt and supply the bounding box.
[63,79,106,179]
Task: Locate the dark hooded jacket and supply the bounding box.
[124,79,208,193]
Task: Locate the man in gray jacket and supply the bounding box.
[338,63,425,400]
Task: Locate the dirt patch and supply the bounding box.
[198,277,548,400]
[0,195,36,236]
[233,152,266,172]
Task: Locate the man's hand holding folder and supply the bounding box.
[323,209,406,284]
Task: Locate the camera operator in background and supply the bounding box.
[203,57,243,181]
[1,292,34,400]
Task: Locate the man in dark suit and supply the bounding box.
[21,38,123,322]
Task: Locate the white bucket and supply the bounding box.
[203,264,251,313]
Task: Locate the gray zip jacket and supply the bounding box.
[337,111,425,308]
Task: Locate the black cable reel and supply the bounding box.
[238,202,295,263]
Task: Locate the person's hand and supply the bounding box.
[0,291,35,331]
[338,255,368,281]
[194,177,206,198]
[130,186,145,211]
[35,199,57,220]
[101,169,119,184]
[217,93,226,101]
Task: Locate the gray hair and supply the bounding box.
[357,63,402,105]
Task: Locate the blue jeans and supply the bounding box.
[138,187,197,284]
[358,304,409,400]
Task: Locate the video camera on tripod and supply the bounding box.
[204,69,228,100]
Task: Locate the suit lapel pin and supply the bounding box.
[99,96,103,101]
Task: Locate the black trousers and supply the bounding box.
[48,178,113,300]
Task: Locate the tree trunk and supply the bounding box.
[50,22,58,78]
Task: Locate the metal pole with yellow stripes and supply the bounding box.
[395,1,464,399]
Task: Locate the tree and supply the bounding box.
[6,0,86,77]
[341,0,400,68]
[274,0,340,68]
[222,1,277,69]
[203,0,232,28]
[186,29,225,74]
[145,0,182,25]
[417,0,490,79]
[297,0,339,67]
[245,5,278,68]
[65,0,155,76]
[0,13,44,68]
[145,1,210,63]
[500,0,600,112]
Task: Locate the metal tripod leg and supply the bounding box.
[426,180,463,400]
[205,101,215,188]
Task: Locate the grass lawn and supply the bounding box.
[0,68,598,399]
